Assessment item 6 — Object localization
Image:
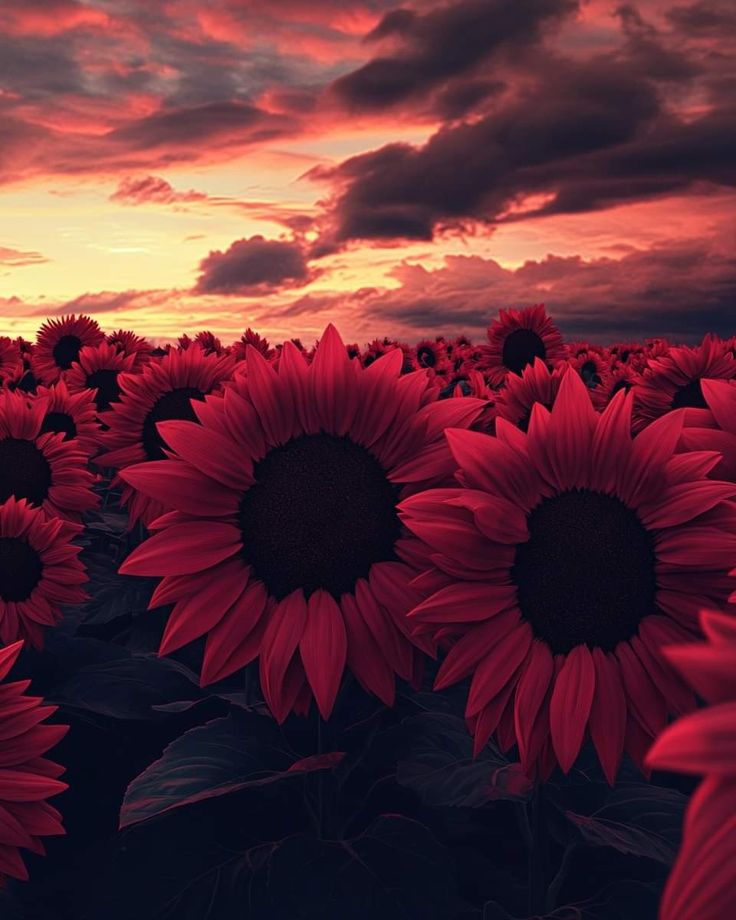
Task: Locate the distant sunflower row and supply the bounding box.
[0,307,735,915]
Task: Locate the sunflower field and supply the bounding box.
[0,306,734,919]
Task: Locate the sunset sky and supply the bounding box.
[1,0,734,345]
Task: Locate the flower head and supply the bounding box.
[32,315,104,384]
[400,372,736,782]
[480,305,567,386]
[0,497,86,647]
[646,609,736,920]
[119,325,486,721]
[0,391,98,521]
[0,640,68,881]
[95,345,236,527]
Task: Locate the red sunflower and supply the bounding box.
[194,331,224,355]
[679,379,736,482]
[0,337,23,386]
[609,342,647,370]
[480,304,567,386]
[449,370,497,433]
[633,335,736,432]
[95,345,236,528]
[399,371,736,783]
[0,639,68,881]
[596,363,642,411]
[119,325,486,721]
[231,329,274,362]
[646,609,736,920]
[414,339,452,378]
[106,329,151,369]
[64,342,137,415]
[495,358,572,432]
[31,379,100,457]
[0,497,86,647]
[32,315,104,385]
[0,390,98,521]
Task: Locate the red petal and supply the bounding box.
[409,582,516,626]
[645,702,736,774]
[549,645,595,773]
[155,420,254,490]
[259,591,308,723]
[299,590,347,720]
[466,621,532,717]
[120,522,240,576]
[588,648,626,785]
[514,639,554,772]
[120,460,237,517]
[341,593,395,706]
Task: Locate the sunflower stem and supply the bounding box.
[527,784,549,916]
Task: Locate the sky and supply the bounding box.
[0,0,734,345]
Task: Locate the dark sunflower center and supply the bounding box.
[417,346,437,368]
[0,439,52,506]
[40,411,77,441]
[501,329,546,375]
[580,360,601,387]
[14,371,38,394]
[0,537,43,602]
[86,369,122,412]
[671,379,708,410]
[237,433,401,600]
[611,379,632,397]
[512,489,657,654]
[518,401,553,433]
[142,387,206,461]
[52,335,83,370]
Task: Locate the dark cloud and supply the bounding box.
[666,0,736,34]
[0,34,83,97]
[353,235,736,341]
[614,5,700,83]
[109,101,294,151]
[331,0,577,111]
[312,56,669,245]
[194,236,314,294]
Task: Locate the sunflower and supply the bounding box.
[609,342,647,370]
[95,345,236,528]
[0,496,86,647]
[646,609,736,920]
[0,390,98,521]
[633,335,736,432]
[596,363,642,411]
[0,639,68,881]
[119,325,486,721]
[231,329,274,362]
[679,379,736,482]
[0,337,23,386]
[64,342,137,414]
[414,339,451,377]
[32,379,100,457]
[106,329,151,369]
[32,315,104,384]
[398,371,736,782]
[495,358,572,432]
[567,348,610,388]
[448,370,497,434]
[480,304,567,386]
